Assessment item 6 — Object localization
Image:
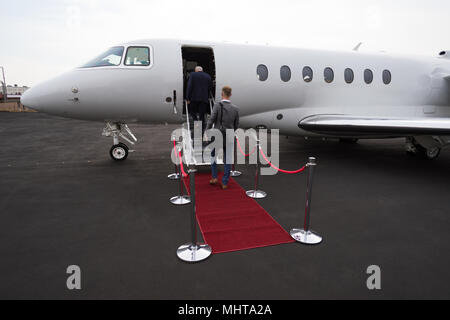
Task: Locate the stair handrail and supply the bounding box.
[183,100,195,165]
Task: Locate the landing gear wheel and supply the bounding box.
[423,147,441,160]
[339,138,358,144]
[406,150,417,157]
[406,139,441,160]
[110,143,129,161]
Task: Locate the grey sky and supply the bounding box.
[1,0,450,86]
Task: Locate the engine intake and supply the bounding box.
[438,50,450,59]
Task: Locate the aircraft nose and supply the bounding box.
[20,73,71,113]
[20,87,41,111]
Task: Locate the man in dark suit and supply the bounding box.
[186,66,212,133]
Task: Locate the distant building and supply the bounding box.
[0,84,34,112]
[0,84,29,95]
[0,85,29,99]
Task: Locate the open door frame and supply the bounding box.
[181,46,216,114]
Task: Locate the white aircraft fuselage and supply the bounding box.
[21,38,450,160]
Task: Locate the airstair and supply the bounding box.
[181,99,223,166]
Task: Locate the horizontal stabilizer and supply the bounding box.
[299,115,450,136]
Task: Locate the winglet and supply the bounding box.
[353,42,363,51]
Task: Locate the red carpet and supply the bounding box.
[195,173,295,254]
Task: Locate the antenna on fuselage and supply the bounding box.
[353,42,363,51]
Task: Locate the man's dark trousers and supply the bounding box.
[190,101,209,133]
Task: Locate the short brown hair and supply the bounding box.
[222,86,232,97]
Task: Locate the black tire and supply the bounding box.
[413,143,441,160]
[339,138,358,144]
[405,150,417,157]
[110,143,129,161]
[423,147,441,160]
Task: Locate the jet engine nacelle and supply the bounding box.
[438,51,450,59]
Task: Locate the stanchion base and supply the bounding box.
[290,228,322,245]
[230,171,242,177]
[168,173,180,180]
[177,243,212,263]
[246,190,267,199]
[170,195,191,205]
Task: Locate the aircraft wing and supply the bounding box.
[299,115,450,136]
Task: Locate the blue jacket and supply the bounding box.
[186,71,212,102]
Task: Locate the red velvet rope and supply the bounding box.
[173,140,177,154]
[236,138,257,157]
[259,147,306,174]
[172,140,190,194]
[178,151,188,178]
[182,174,190,195]
[173,140,188,178]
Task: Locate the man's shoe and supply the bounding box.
[221,184,228,190]
[209,178,218,185]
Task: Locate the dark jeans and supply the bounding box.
[189,101,208,133]
[211,134,234,186]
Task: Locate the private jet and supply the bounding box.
[21,38,450,160]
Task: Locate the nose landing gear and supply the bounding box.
[405,137,441,160]
[110,143,129,161]
[102,122,137,161]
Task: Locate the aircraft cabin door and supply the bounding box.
[181,46,217,117]
[158,43,184,122]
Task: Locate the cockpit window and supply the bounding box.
[125,47,150,66]
[81,46,124,68]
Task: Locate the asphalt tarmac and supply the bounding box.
[1,113,450,299]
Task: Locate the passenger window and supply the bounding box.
[280,65,291,82]
[125,47,150,66]
[364,69,373,84]
[324,67,334,83]
[257,64,269,81]
[383,70,391,84]
[344,68,354,84]
[81,46,124,68]
[303,66,313,82]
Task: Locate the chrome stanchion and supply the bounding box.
[169,144,191,205]
[230,139,242,177]
[168,137,180,180]
[167,170,180,180]
[177,168,212,263]
[290,157,322,245]
[246,140,267,199]
[167,160,180,180]
[230,164,242,177]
